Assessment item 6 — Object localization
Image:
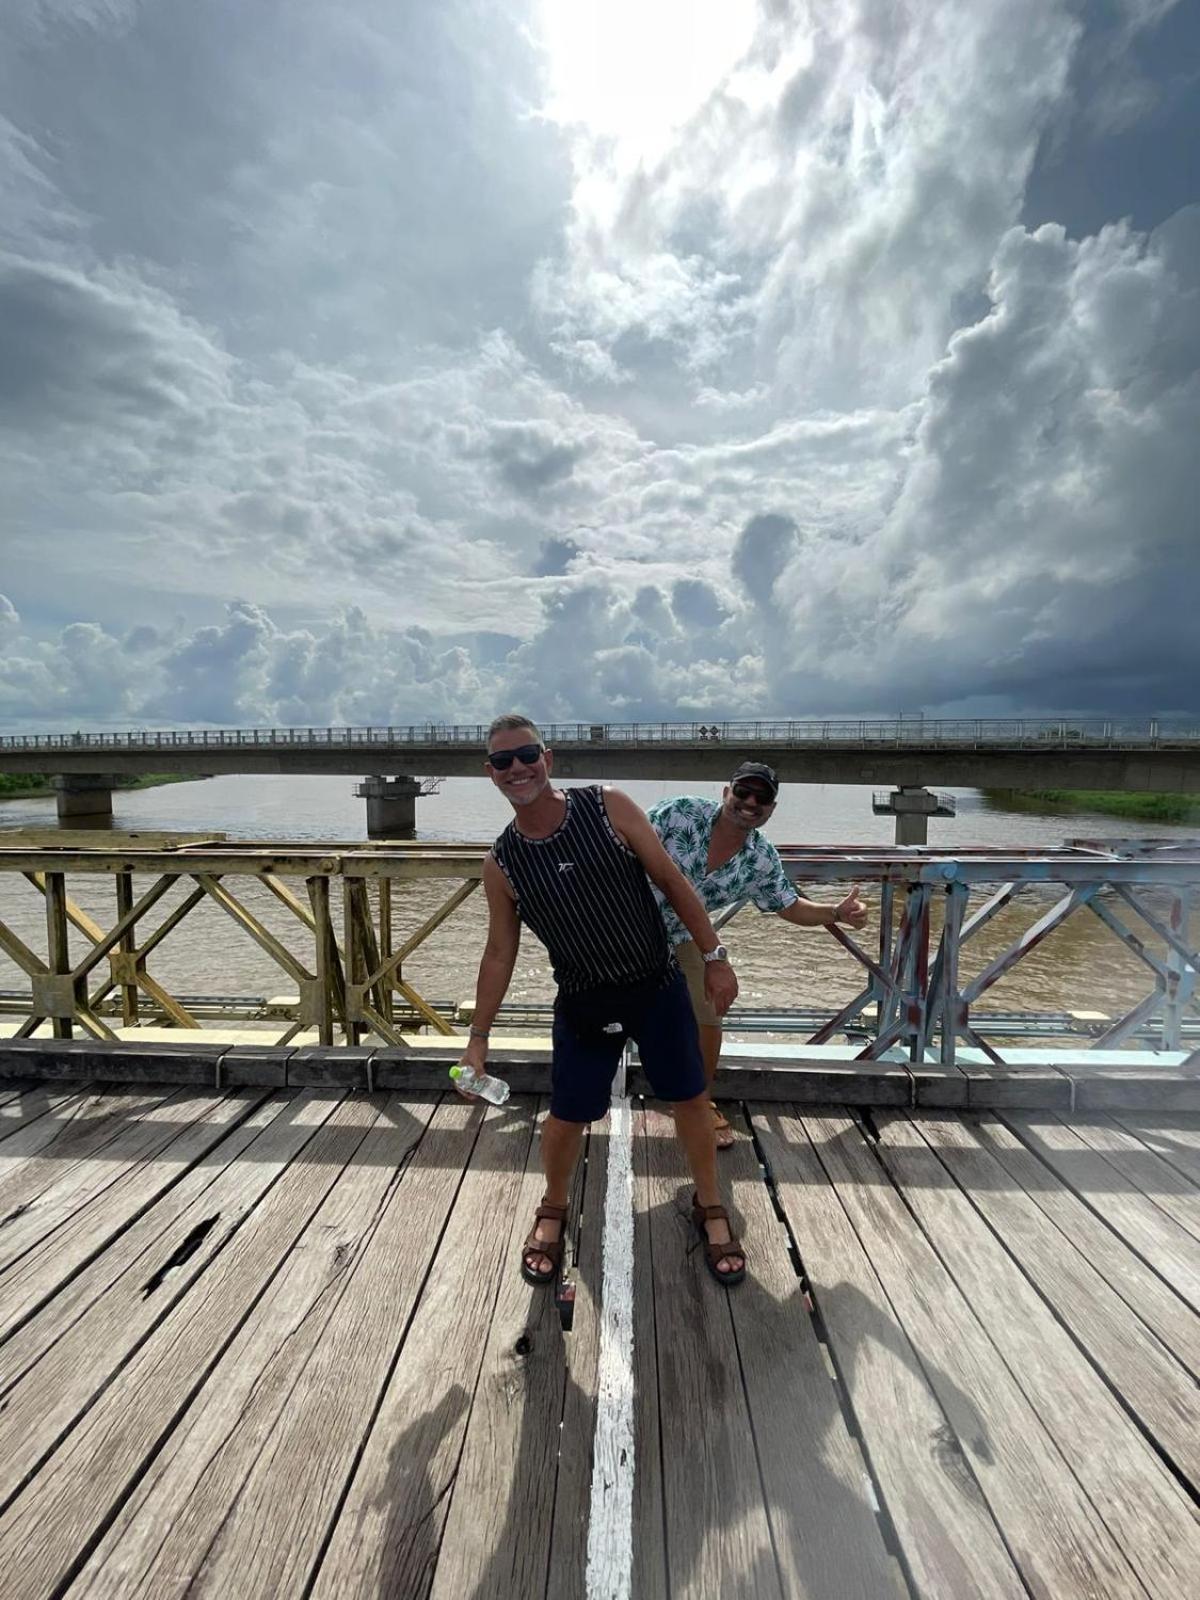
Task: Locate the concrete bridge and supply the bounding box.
[2,717,1198,837]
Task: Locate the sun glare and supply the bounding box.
[535,0,758,162]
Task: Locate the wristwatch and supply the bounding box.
[702,943,730,964]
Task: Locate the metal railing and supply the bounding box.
[2,716,1199,753]
[1,838,1196,1065]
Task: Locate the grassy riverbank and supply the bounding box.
[982,788,1200,824]
[0,773,202,802]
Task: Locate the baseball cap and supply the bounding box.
[730,761,779,797]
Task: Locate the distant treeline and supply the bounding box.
[982,788,1200,824]
[0,773,195,801]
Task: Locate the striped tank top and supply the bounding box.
[492,785,671,994]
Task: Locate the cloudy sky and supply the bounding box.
[1,0,1197,730]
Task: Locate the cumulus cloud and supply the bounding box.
[534,0,1081,414]
[762,207,1200,711]
[0,601,497,730]
[487,420,583,495]
[671,577,730,631]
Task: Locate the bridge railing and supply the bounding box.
[0,838,1195,1070]
[2,716,1198,753]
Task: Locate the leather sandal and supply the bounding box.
[691,1194,746,1287]
[521,1198,568,1285]
[667,1101,735,1149]
[711,1104,735,1150]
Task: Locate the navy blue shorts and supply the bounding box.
[549,966,706,1124]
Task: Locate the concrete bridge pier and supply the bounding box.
[52,773,119,821]
[357,775,424,838]
[872,785,957,845]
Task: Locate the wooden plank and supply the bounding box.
[1068,1070,1200,1112]
[0,1087,165,1225]
[960,1063,1071,1108]
[724,1112,899,1598]
[0,830,227,849]
[0,1083,84,1144]
[910,1063,970,1107]
[0,1087,221,1278]
[287,1045,375,1087]
[641,1104,783,1600]
[0,1088,267,1342]
[0,1090,335,1406]
[0,1037,220,1083]
[907,1111,1200,1480]
[429,1103,575,1600]
[1061,1113,1200,1242]
[637,1058,913,1106]
[875,1111,1200,1596]
[630,1103,668,1600]
[544,1119,609,1600]
[972,1112,1200,1380]
[0,850,341,876]
[754,1105,1026,1600]
[791,1107,1147,1600]
[0,1092,375,1597]
[1003,1111,1200,1313]
[221,1044,293,1087]
[1110,1110,1200,1188]
[304,1101,539,1599]
[72,1094,458,1600]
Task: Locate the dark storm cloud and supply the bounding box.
[1025,1,1199,238]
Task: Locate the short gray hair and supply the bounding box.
[486,712,542,748]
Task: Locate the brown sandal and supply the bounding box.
[691,1194,746,1287]
[521,1199,568,1285]
[667,1101,735,1149]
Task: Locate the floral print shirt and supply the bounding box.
[647,794,798,946]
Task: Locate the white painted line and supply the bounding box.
[585,1078,636,1600]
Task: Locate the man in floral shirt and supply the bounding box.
[649,761,867,1147]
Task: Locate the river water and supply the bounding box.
[1,776,1195,1036]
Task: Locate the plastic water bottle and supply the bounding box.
[449,1063,511,1105]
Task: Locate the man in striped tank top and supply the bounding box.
[457,714,748,1287]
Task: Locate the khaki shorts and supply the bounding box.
[675,939,720,1028]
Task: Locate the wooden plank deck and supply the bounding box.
[0,1086,1198,1599]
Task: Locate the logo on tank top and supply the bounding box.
[557,860,575,872]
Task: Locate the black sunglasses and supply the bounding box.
[731,782,775,805]
[487,743,544,771]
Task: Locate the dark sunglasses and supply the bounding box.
[487,743,544,771]
[731,782,775,805]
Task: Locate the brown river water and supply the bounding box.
[1,775,1196,1038]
